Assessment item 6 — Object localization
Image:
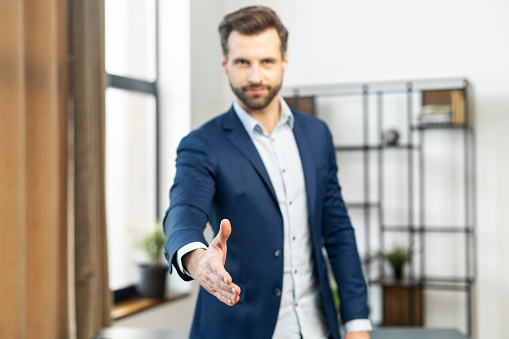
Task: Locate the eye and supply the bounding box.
[262,59,275,65]
[234,59,248,65]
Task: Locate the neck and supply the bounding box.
[239,95,281,135]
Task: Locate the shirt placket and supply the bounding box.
[268,126,303,336]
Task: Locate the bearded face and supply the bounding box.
[222,28,288,112]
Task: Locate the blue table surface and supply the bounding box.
[95,327,468,339]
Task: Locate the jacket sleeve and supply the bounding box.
[162,132,217,281]
[320,123,369,323]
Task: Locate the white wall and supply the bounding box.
[159,0,193,293]
[190,0,231,128]
[191,1,509,338]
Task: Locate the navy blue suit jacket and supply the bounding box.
[163,106,368,339]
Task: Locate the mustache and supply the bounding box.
[242,85,270,91]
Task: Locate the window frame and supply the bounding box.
[105,0,161,301]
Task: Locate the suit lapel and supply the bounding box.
[222,109,279,206]
[292,112,317,221]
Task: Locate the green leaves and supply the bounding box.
[377,243,411,269]
[139,222,166,266]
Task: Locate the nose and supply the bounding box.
[248,65,262,84]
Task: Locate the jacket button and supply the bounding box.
[274,250,282,258]
[273,288,282,297]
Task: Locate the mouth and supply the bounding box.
[244,86,268,95]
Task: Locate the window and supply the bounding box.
[105,0,159,291]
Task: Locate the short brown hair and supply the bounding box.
[218,6,288,60]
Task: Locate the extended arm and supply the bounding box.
[163,133,240,306]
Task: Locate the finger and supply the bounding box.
[203,268,240,299]
[227,282,241,303]
[213,284,238,303]
[212,277,241,303]
[213,291,236,306]
[200,268,240,305]
[218,219,231,245]
[229,282,241,296]
[217,278,241,300]
[209,257,232,285]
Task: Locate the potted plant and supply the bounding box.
[377,243,411,280]
[136,222,168,298]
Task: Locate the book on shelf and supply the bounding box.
[418,112,452,125]
[420,89,465,126]
[450,90,465,125]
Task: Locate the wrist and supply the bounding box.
[182,248,206,277]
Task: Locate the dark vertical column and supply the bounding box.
[463,80,474,337]
[377,91,384,280]
[406,82,415,325]
[418,120,426,327]
[362,85,371,279]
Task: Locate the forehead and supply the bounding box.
[226,28,282,59]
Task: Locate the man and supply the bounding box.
[163,6,371,339]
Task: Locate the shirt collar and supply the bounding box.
[233,96,294,137]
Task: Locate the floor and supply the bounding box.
[114,282,199,330]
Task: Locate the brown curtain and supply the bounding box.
[0,0,111,338]
[70,0,112,338]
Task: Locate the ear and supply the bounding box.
[221,54,228,74]
[282,51,289,72]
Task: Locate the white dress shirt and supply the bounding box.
[177,97,372,337]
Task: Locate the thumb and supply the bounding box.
[211,219,231,250]
[217,219,231,246]
[211,219,231,265]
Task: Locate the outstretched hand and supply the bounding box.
[182,219,241,306]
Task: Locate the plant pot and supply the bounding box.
[393,266,403,280]
[136,264,168,298]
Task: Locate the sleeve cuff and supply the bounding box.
[344,319,373,333]
[176,242,208,276]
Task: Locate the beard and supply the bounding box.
[230,81,282,111]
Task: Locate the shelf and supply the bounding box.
[412,123,468,130]
[381,225,474,233]
[372,278,422,288]
[335,144,420,152]
[372,277,474,291]
[346,202,380,209]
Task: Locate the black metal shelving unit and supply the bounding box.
[282,78,476,337]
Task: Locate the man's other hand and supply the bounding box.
[182,219,241,306]
[345,331,370,339]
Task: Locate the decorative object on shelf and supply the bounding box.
[382,283,423,326]
[136,221,168,298]
[284,95,315,115]
[377,243,412,280]
[420,89,465,126]
[382,129,400,146]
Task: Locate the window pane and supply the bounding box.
[105,0,156,81]
[105,88,157,290]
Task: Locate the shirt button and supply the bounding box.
[282,169,286,173]
[292,236,296,241]
[274,249,282,258]
[273,288,282,297]
[294,270,298,274]
[289,201,292,205]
